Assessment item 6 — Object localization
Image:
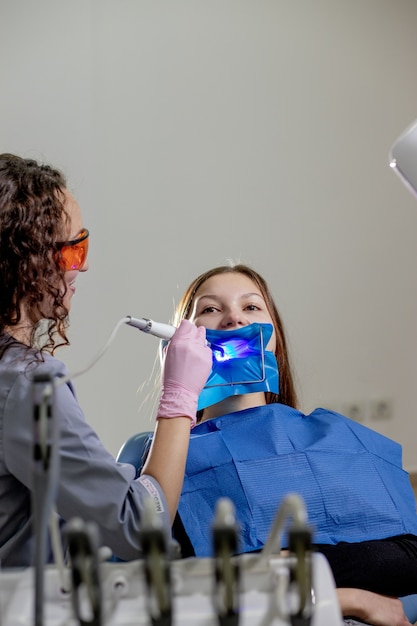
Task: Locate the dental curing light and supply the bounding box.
[125,316,176,340]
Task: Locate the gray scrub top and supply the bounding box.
[0,341,169,567]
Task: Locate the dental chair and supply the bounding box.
[117,431,417,625]
[116,431,153,478]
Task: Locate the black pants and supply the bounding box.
[315,534,417,596]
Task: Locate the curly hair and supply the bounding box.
[173,263,299,409]
[0,153,71,355]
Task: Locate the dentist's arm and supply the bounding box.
[141,320,212,523]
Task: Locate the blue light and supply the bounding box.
[212,338,260,362]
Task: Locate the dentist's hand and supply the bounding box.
[337,588,412,626]
[157,320,212,428]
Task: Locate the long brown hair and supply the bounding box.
[0,153,70,355]
[174,264,298,409]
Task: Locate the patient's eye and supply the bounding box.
[200,305,219,314]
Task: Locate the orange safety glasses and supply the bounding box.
[56,228,89,271]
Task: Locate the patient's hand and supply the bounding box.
[337,588,412,626]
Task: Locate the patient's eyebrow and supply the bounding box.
[197,292,263,302]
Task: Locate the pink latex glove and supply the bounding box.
[157,319,212,428]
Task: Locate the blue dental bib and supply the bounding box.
[178,403,417,557]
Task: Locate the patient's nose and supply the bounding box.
[222,309,246,328]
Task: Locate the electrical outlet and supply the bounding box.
[369,398,394,421]
[341,401,367,423]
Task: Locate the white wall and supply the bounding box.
[1,0,417,469]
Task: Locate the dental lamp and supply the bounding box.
[389,118,417,198]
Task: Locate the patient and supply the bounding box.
[167,263,417,626]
